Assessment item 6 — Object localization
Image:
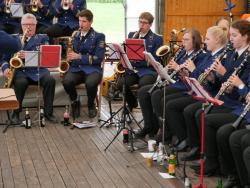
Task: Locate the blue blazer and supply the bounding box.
[69,28,105,75]
[54,0,86,29]
[0,0,22,28]
[1,34,50,81]
[218,50,250,109]
[24,0,53,27]
[0,30,21,55]
[128,30,163,77]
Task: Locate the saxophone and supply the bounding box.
[204,52,249,114]
[31,0,38,12]
[59,30,78,75]
[3,29,28,88]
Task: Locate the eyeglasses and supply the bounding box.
[138,20,149,25]
[22,23,36,26]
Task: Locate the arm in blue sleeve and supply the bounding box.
[0,32,21,54]
[0,53,11,73]
[80,34,105,66]
[54,0,64,15]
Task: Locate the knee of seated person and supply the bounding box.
[183,106,195,117]
[216,125,230,141]
[241,134,250,148]
[43,76,55,85]
[14,77,28,87]
[243,147,250,159]
[229,131,240,147]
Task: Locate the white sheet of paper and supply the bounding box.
[140,152,158,161]
[159,172,175,179]
[25,51,39,67]
[10,3,24,18]
[73,122,96,129]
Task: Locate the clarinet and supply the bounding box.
[232,101,250,129]
[169,47,206,78]
[204,52,249,114]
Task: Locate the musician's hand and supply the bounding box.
[69,2,74,10]
[67,52,81,61]
[37,0,43,8]
[179,69,189,77]
[228,75,243,87]
[3,68,10,78]
[206,72,215,83]
[18,50,25,59]
[212,59,226,76]
[167,60,179,70]
[184,59,195,72]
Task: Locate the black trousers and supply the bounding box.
[117,73,156,109]
[13,74,55,115]
[183,101,203,147]
[0,23,20,34]
[62,71,102,108]
[43,24,74,39]
[230,129,250,186]
[197,106,236,165]
[165,95,198,142]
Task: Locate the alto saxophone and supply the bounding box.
[4,28,28,88]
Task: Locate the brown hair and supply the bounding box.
[77,9,93,22]
[183,28,203,51]
[231,19,250,42]
[215,17,231,26]
[139,12,154,24]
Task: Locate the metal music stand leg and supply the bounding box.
[2,110,21,133]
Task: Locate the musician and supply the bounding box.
[191,19,250,176]
[44,0,86,38]
[23,0,54,33]
[62,9,105,118]
[116,12,163,115]
[164,26,228,152]
[0,0,22,34]
[136,28,203,139]
[215,16,231,36]
[0,13,57,124]
[0,30,21,55]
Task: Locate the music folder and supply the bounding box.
[125,39,145,61]
[185,77,224,106]
[10,3,24,18]
[40,45,61,68]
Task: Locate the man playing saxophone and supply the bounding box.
[62,9,105,119]
[0,13,57,124]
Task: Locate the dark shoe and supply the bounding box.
[88,106,97,118]
[223,175,240,188]
[134,129,149,139]
[181,147,200,161]
[11,112,21,124]
[174,139,187,152]
[128,100,138,112]
[194,163,218,177]
[44,114,58,123]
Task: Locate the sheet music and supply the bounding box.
[144,51,176,84]
[113,43,135,71]
[25,51,39,67]
[10,3,24,18]
[105,43,120,60]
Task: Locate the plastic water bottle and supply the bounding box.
[25,108,31,129]
[40,108,45,127]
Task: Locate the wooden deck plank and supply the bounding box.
[31,127,67,188]
[0,127,15,188]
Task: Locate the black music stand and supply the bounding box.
[27,45,61,127]
[100,43,143,152]
[184,77,223,188]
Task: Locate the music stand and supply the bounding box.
[125,39,145,61]
[100,43,143,152]
[184,77,223,188]
[26,45,61,127]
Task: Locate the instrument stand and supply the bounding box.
[101,72,142,152]
[2,110,22,133]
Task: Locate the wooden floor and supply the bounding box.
[0,99,220,188]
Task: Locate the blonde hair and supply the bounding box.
[207,26,228,45]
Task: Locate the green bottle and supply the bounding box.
[168,149,176,176]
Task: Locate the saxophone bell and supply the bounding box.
[31,0,38,12]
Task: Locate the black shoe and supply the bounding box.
[88,106,97,118]
[134,129,149,139]
[44,114,58,123]
[174,139,187,152]
[223,175,240,188]
[194,164,218,177]
[128,100,138,112]
[181,147,200,161]
[11,112,21,124]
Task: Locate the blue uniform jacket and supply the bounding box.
[1,34,50,81]
[54,0,86,29]
[0,0,22,28]
[69,28,105,75]
[128,30,163,77]
[218,50,250,110]
[24,0,53,27]
[0,30,21,55]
